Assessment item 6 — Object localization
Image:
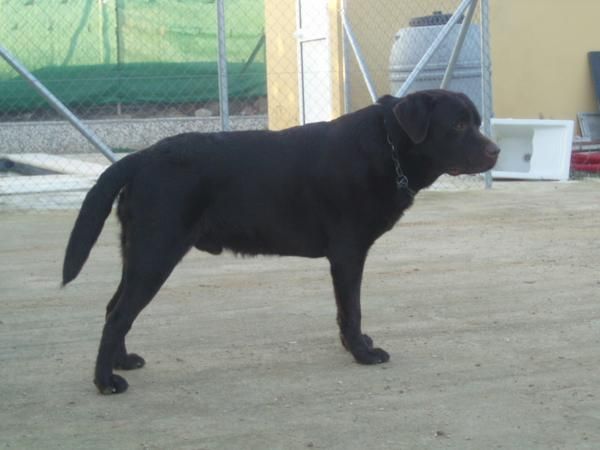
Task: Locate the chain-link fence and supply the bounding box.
[1,0,574,211]
[0,0,267,209]
[0,0,266,120]
[341,0,493,190]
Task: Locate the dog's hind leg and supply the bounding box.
[102,199,145,372]
[105,271,146,371]
[106,210,145,372]
[94,214,193,395]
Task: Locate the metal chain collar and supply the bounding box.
[386,133,416,198]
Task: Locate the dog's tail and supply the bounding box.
[62,152,142,286]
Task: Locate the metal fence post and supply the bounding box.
[480,0,494,188]
[341,22,352,113]
[440,0,478,89]
[0,45,117,163]
[115,0,125,116]
[216,0,230,131]
[394,0,472,98]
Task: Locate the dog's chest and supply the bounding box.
[365,190,414,241]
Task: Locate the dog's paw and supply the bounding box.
[114,353,145,371]
[353,347,390,365]
[94,374,129,395]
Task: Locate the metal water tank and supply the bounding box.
[389,11,482,112]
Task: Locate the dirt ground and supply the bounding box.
[1,181,599,449]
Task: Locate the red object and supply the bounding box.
[571,151,600,164]
[571,163,600,172]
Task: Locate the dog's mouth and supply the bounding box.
[446,142,500,176]
[446,157,498,176]
[480,152,500,172]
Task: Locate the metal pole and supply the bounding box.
[340,0,352,112]
[216,0,230,131]
[395,0,472,97]
[340,2,377,102]
[115,0,125,116]
[441,0,478,89]
[341,23,352,112]
[0,45,117,163]
[480,0,494,188]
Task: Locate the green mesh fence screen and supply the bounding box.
[0,0,266,117]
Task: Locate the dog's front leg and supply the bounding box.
[328,252,390,364]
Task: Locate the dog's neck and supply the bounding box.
[384,133,416,198]
[377,103,442,195]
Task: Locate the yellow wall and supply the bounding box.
[490,0,599,122]
[264,0,299,129]
[265,0,599,129]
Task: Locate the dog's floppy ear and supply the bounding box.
[392,93,435,144]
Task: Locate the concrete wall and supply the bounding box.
[0,116,267,155]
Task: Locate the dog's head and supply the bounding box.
[387,89,500,175]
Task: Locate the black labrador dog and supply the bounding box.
[63,89,499,394]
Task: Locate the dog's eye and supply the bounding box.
[454,121,468,131]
